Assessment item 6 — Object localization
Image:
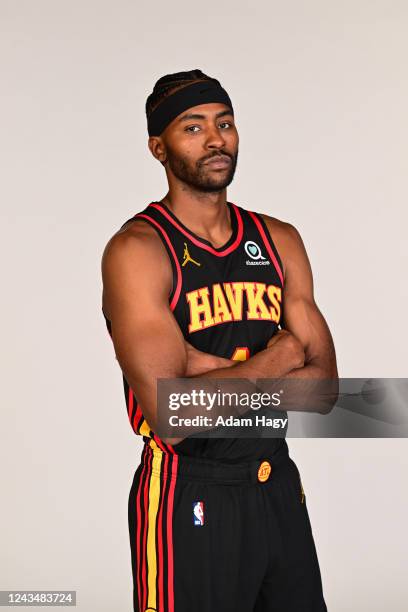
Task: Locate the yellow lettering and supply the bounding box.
[212,284,233,325]
[245,282,272,320]
[186,287,214,333]
[267,286,282,323]
[223,282,244,320]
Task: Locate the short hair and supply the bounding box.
[145,69,220,119]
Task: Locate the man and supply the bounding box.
[101,69,338,612]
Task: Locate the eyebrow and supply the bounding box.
[178,109,233,123]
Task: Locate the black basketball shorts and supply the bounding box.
[128,442,327,612]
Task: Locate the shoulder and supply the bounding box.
[101,216,172,318]
[102,215,170,264]
[257,212,302,244]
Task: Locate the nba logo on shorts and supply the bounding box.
[193,501,204,526]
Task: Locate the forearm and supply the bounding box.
[130,338,303,444]
[193,344,301,380]
[161,345,302,444]
[258,357,339,414]
[284,359,337,379]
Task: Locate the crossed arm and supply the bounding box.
[266,218,338,380]
[101,217,338,443]
[183,218,339,415]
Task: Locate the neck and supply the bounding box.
[161,187,232,246]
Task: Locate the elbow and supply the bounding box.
[317,372,339,415]
[160,435,185,446]
[318,403,334,416]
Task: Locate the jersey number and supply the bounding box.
[231,347,250,361]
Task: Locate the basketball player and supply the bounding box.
[101,69,338,612]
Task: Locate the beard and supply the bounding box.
[166,149,238,193]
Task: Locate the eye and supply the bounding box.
[219,121,233,129]
[185,125,201,133]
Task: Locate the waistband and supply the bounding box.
[141,442,291,485]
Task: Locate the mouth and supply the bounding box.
[202,155,231,169]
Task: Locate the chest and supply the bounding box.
[174,244,283,337]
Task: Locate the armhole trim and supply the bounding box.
[135,213,182,311]
[247,210,284,287]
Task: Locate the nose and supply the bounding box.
[205,123,226,150]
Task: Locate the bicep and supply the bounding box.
[102,230,187,426]
[281,225,337,371]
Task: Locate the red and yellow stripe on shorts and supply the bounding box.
[133,439,179,612]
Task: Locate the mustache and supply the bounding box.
[198,151,235,165]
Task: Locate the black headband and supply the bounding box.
[147,80,234,137]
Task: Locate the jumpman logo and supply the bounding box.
[182,242,201,267]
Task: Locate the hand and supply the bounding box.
[267,329,305,369]
[185,342,234,377]
[267,328,291,347]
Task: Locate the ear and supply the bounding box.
[148,136,167,164]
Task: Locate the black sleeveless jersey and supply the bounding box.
[103,200,289,462]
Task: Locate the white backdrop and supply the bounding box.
[1,1,407,610]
